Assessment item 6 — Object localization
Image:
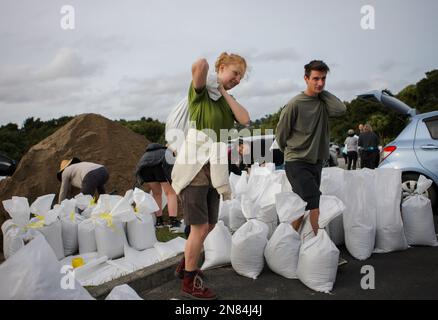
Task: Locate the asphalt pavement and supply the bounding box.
[140,217,438,300]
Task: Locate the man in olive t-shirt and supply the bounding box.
[276,60,346,236]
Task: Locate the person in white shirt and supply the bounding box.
[57,157,109,203]
[344,129,359,170]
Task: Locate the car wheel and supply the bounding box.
[402,173,438,215]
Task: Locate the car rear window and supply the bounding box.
[424,116,438,139]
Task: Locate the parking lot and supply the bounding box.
[140,217,438,300]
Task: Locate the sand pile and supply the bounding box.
[0,113,150,248]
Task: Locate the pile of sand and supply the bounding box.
[0,113,150,250]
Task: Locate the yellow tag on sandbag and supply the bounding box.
[90,197,96,206]
[70,211,75,222]
[99,212,113,228]
[134,207,139,214]
[26,217,45,229]
[72,257,85,268]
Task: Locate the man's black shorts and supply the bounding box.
[285,160,323,211]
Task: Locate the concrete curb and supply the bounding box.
[85,253,184,300]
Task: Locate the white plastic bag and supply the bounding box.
[78,218,97,254]
[218,200,231,228]
[105,284,143,300]
[296,195,343,293]
[374,168,408,253]
[92,197,136,259]
[229,199,246,233]
[201,221,232,270]
[231,219,269,279]
[296,229,340,293]
[0,234,94,300]
[343,169,376,260]
[59,199,84,256]
[264,192,307,279]
[402,175,438,246]
[320,167,345,245]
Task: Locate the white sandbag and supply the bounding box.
[78,218,97,254]
[218,200,231,228]
[127,212,157,250]
[231,219,269,279]
[343,169,376,260]
[59,198,84,256]
[296,195,343,292]
[296,229,339,293]
[2,197,36,259]
[124,244,161,270]
[229,199,246,233]
[256,205,278,239]
[374,168,408,253]
[0,234,94,300]
[232,171,249,199]
[105,284,143,300]
[154,237,186,261]
[30,218,65,260]
[264,192,307,279]
[320,167,345,245]
[74,193,96,218]
[300,195,345,243]
[95,220,127,260]
[201,221,232,270]
[272,170,292,193]
[402,175,438,246]
[92,197,136,259]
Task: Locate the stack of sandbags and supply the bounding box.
[402,175,438,246]
[264,192,306,279]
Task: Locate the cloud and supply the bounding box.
[0,48,104,104]
[243,47,302,63]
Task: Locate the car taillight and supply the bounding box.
[382,146,397,160]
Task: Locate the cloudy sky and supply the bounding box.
[1,0,437,126]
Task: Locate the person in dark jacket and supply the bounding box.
[228,139,251,176]
[135,143,180,228]
[358,123,380,169]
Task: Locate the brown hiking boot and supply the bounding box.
[175,257,205,279]
[181,272,217,300]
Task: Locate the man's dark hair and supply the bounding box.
[304,60,330,78]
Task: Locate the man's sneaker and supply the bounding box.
[181,272,216,300]
[338,257,348,267]
[170,218,181,229]
[175,257,204,280]
[155,216,164,228]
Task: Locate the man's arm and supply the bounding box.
[192,58,209,91]
[219,87,250,126]
[58,174,71,204]
[320,90,346,116]
[275,105,293,153]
